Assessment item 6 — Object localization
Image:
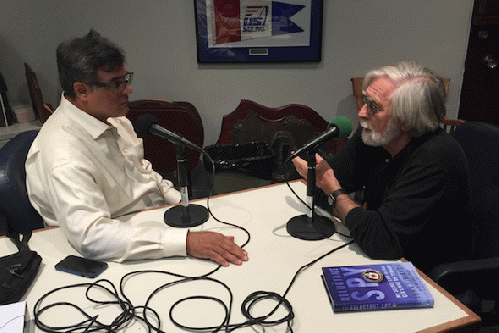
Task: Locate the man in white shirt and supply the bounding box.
[26,29,248,267]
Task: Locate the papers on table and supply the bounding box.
[0,300,26,333]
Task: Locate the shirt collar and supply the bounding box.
[60,93,116,139]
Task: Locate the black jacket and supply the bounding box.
[329,127,471,274]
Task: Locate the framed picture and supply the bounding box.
[194,0,323,63]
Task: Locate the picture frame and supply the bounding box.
[194,0,323,63]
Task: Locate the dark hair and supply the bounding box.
[56,29,125,98]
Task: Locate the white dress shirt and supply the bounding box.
[26,94,187,262]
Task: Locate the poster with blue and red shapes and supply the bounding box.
[208,0,309,46]
[195,0,322,62]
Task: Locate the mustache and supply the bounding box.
[360,120,372,130]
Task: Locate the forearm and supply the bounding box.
[58,211,188,262]
[344,207,403,260]
[47,165,186,262]
[333,193,361,223]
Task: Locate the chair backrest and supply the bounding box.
[126,99,204,173]
[214,99,345,183]
[350,77,365,112]
[452,122,499,259]
[0,211,7,235]
[216,99,336,148]
[25,63,53,123]
[0,130,44,233]
[440,116,466,133]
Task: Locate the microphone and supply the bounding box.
[135,113,202,152]
[288,116,352,160]
[134,113,209,228]
[285,116,352,241]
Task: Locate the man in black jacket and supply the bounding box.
[292,61,470,273]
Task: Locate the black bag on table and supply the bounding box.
[203,141,275,180]
[0,231,42,305]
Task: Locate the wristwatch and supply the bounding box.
[328,188,348,207]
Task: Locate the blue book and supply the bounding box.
[322,262,434,312]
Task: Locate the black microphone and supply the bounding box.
[288,116,353,160]
[135,113,202,152]
[285,116,352,241]
[134,113,209,228]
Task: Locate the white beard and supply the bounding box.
[360,117,401,146]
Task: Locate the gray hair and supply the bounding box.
[56,29,125,99]
[362,61,446,136]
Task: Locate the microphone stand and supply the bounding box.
[286,150,335,240]
[164,143,209,227]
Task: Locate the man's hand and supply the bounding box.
[314,154,341,194]
[291,154,360,222]
[291,154,341,194]
[291,155,308,180]
[186,231,248,267]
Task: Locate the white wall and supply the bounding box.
[0,0,474,145]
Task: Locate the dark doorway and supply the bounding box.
[459,0,499,126]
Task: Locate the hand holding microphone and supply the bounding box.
[291,115,352,179]
[287,116,352,161]
[286,116,352,240]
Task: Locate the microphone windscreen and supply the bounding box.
[328,116,353,140]
[135,114,159,137]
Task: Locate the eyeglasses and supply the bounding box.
[361,95,383,116]
[86,72,133,94]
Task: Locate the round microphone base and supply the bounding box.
[164,204,209,228]
[286,214,335,240]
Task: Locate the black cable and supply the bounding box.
[238,240,354,333]
[201,152,251,278]
[33,280,138,333]
[169,295,229,333]
[33,236,353,333]
[33,154,353,332]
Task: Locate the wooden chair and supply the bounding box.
[350,76,464,132]
[216,99,338,149]
[440,116,466,133]
[208,99,341,194]
[350,77,365,112]
[25,63,53,123]
[126,100,204,194]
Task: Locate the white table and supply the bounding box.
[0,182,480,332]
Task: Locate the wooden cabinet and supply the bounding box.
[459,0,499,125]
